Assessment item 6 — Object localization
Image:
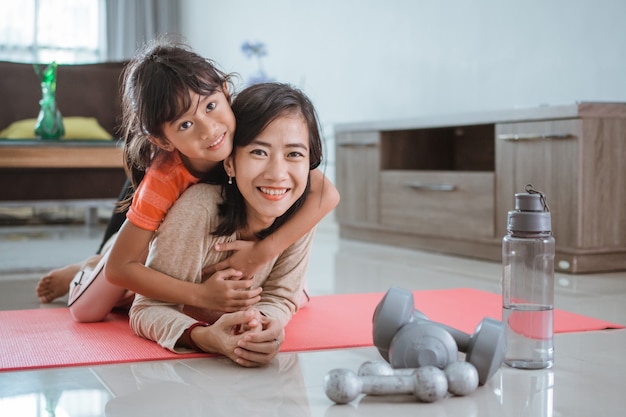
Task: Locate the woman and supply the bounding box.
[129,82,325,367]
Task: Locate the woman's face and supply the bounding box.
[225,114,310,232]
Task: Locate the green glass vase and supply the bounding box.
[34,62,65,140]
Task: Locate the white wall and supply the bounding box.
[180,0,626,177]
[181,0,626,121]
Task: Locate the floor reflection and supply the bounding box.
[0,367,110,417]
[100,354,311,417]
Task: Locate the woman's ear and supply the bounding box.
[223,156,234,177]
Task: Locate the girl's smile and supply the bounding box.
[206,132,227,150]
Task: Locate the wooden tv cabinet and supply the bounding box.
[334,102,626,274]
[0,139,126,203]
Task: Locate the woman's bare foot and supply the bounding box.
[36,254,102,303]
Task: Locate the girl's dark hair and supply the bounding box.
[118,34,234,210]
[214,82,324,239]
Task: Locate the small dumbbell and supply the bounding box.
[387,320,459,370]
[373,287,506,385]
[371,288,458,370]
[324,366,448,404]
[359,360,479,397]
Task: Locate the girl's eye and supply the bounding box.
[206,102,216,112]
[179,121,192,131]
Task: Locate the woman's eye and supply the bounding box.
[206,102,216,112]
[250,149,268,156]
[288,151,305,158]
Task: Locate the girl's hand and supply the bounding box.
[233,315,284,367]
[208,240,272,279]
[198,268,262,311]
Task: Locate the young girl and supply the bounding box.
[69,36,339,322]
[130,82,323,367]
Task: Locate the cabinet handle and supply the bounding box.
[406,183,456,192]
[497,133,575,141]
[337,142,378,147]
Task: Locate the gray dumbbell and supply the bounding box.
[324,366,448,404]
[358,360,479,397]
[372,287,458,370]
[388,321,459,370]
[373,287,506,385]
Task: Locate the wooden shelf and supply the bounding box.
[0,140,123,168]
[0,140,126,201]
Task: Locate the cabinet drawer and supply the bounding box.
[495,119,580,247]
[380,171,495,238]
[335,131,380,226]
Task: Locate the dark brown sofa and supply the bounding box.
[0,61,129,204]
[0,60,127,136]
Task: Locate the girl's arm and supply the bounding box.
[210,169,339,277]
[105,220,261,310]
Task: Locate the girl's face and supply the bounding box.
[159,88,236,177]
[225,114,310,233]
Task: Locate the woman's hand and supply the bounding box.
[189,309,262,363]
[233,315,284,367]
[196,268,262,311]
[205,240,272,279]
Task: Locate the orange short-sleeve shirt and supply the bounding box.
[126,151,201,231]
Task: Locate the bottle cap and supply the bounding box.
[507,186,552,233]
[515,193,545,212]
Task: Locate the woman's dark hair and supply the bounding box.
[214,82,324,239]
[118,34,234,210]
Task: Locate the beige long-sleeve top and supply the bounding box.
[129,183,315,352]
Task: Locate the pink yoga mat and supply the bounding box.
[0,288,622,372]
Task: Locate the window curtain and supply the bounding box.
[105,0,180,61]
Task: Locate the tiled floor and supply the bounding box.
[0,216,625,416]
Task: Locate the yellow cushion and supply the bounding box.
[0,117,113,140]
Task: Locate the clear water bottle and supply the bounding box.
[502,184,555,369]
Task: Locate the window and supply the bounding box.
[0,0,106,64]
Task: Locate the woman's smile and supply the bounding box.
[259,186,290,201]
